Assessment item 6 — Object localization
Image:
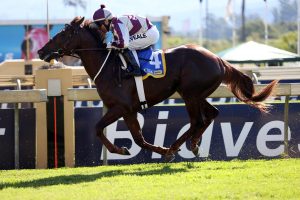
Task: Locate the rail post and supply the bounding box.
[35,68,74,168]
[283,95,290,157]
[14,79,21,169]
[102,105,108,165]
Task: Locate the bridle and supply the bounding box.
[52,23,113,82]
[52,24,107,59]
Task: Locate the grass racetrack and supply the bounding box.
[0,159,299,200]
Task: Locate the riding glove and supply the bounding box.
[105,31,114,44]
[106,43,112,49]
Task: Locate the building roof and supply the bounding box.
[218,41,300,64]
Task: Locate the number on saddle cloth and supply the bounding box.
[136,48,166,79]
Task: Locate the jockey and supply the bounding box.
[93,4,160,76]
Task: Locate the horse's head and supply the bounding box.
[38,17,85,62]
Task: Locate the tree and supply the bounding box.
[270,31,297,53]
[204,13,232,40]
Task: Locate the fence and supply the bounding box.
[68,82,300,164]
[0,77,47,169]
[1,64,300,168]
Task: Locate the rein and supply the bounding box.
[51,47,112,82]
[71,48,113,82]
[73,48,107,52]
[93,49,112,82]
[54,48,108,59]
[50,24,116,82]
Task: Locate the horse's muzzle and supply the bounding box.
[37,49,47,61]
[38,49,60,63]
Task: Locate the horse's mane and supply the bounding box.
[70,16,82,25]
[70,16,103,45]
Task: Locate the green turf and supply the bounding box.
[0,159,299,200]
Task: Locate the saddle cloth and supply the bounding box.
[136,48,166,80]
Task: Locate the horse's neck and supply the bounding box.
[77,46,109,79]
[77,29,115,83]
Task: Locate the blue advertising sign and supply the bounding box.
[0,109,36,169]
[75,103,300,166]
[0,24,64,62]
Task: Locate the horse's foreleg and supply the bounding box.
[96,106,130,155]
[123,113,170,155]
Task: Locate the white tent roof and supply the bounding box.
[218,41,300,63]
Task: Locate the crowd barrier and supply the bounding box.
[251,67,300,81]
[0,88,47,169]
[68,83,300,165]
[0,61,300,169]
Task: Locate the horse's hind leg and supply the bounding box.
[96,106,130,155]
[190,100,219,156]
[123,113,170,155]
[166,97,205,159]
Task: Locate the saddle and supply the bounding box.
[119,48,167,80]
[116,48,167,109]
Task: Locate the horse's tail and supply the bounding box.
[220,58,278,113]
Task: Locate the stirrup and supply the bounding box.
[126,68,142,76]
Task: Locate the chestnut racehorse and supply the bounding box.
[38,17,278,161]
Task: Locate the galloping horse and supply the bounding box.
[38,17,278,161]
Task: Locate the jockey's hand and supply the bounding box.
[105,31,114,44]
[106,43,118,50]
[106,43,113,49]
[106,42,122,51]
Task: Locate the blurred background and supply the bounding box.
[0,0,298,62]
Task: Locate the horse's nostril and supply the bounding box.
[37,49,43,55]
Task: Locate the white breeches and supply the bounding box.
[128,26,160,50]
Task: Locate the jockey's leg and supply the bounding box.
[123,112,170,155]
[123,49,142,76]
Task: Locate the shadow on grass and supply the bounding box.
[0,165,186,189]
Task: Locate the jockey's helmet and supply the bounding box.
[93,4,113,23]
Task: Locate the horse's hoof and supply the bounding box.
[164,153,175,163]
[121,147,131,155]
[192,146,200,157]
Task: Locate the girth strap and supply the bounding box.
[118,52,148,109]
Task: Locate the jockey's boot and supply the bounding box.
[123,49,142,77]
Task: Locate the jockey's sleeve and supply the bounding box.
[111,20,129,49]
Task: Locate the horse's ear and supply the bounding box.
[76,17,85,26]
